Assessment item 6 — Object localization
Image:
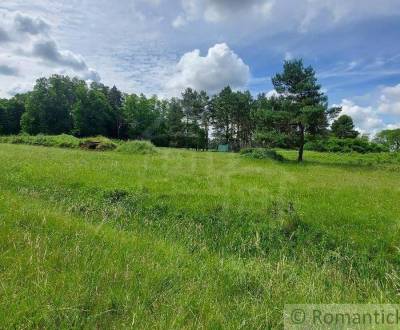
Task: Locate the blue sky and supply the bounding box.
[0,0,399,134]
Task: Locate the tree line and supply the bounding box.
[1,60,398,161]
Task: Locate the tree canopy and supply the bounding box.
[375,129,400,152]
[331,115,359,139]
[271,60,340,161]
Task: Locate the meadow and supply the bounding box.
[0,141,399,329]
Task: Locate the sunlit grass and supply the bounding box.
[0,143,399,328]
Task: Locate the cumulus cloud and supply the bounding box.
[378,84,400,115]
[172,15,187,28]
[204,0,261,22]
[0,10,100,88]
[339,99,385,135]
[337,89,400,135]
[173,0,400,31]
[173,0,271,26]
[0,27,11,43]
[265,89,278,98]
[7,83,32,96]
[0,64,19,76]
[29,39,100,81]
[166,43,250,96]
[33,40,89,72]
[14,12,50,35]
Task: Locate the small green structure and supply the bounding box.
[217,144,229,152]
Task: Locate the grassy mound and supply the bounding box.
[116,140,157,154]
[80,136,117,151]
[0,134,81,148]
[240,148,285,161]
[0,134,117,151]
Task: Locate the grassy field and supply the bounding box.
[0,143,399,328]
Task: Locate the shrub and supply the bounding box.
[116,140,157,155]
[240,148,285,161]
[304,137,388,153]
[80,136,117,151]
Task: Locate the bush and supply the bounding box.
[116,140,157,155]
[80,136,117,151]
[304,137,388,153]
[240,148,285,161]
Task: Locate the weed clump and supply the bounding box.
[0,134,117,151]
[240,148,285,161]
[80,136,117,151]
[0,134,81,148]
[116,140,157,155]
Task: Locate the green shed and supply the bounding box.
[217,144,229,152]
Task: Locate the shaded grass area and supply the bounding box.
[0,144,399,328]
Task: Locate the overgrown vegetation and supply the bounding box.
[305,136,388,153]
[0,144,399,328]
[116,140,157,154]
[0,133,81,148]
[79,136,117,151]
[0,134,120,151]
[240,148,285,161]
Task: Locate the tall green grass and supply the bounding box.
[116,140,157,154]
[0,133,81,148]
[0,144,399,328]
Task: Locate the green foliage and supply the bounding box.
[80,136,117,151]
[305,137,388,153]
[331,115,359,138]
[116,140,157,154]
[0,134,81,148]
[0,134,118,150]
[72,87,113,137]
[181,88,210,150]
[0,96,25,135]
[21,76,76,135]
[375,128,400,152]
[123,94,160,140]
[210,87,253,149]
[270,59,341,161]
[240,148,285,161]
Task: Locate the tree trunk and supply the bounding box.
[298,124,305,162]
[204,121,209,151]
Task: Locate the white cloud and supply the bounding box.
[14,12,50,35]
[378,84,400,115]
[284,52,293,61]
[265,89,278,98]
[173,0,272,26]
[257,1,274,18]
[0,64,19,76]
[337,92,400,135]
[339,99,385,135]
[7,82,32,96]
[173,0,400,32]
[0,26,11,43]
[30,39,100,81]
[172,15,186,28]
[0,10,100,97]
[165,43,250,96]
